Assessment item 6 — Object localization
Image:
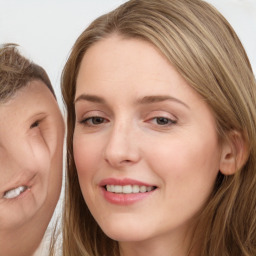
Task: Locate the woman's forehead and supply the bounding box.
[0,80,57,120]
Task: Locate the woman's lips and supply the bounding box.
[106,184,155,193]
[3,185,29,199]
[1,173,36,199]
[99,177,156,187]
[99,178,157,205]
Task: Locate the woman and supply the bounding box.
[0,44,64,256]
[61,0,256,255]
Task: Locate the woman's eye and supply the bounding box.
[151,117,177,126]
[30,120,40,129]
[80,116,108,126]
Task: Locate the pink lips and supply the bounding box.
[1,173,36,199]
[99,178,156,205]
[99,178,153,187]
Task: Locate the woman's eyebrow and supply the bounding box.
[74,94,190,109]
[74,94,106,104]
[137,95,190,109]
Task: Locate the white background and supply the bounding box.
[0,0,255,107]
[0,0,255,254]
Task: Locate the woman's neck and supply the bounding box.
[119,224,197,256]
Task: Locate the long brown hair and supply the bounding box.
[61,0,256,255]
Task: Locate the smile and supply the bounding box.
[106,185,156,194]
[3,185,29,199]
[100,178,157,205]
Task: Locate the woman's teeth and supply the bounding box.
[3,186,28,199]
[106,185,155,194]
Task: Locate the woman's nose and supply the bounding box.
[103,121,141,169]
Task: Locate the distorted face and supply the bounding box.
[0,80,64,231]
[74,35,225,249]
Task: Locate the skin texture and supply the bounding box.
[73,35,230,256]
[0,80,64,256]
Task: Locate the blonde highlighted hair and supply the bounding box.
[0,43,55,101]
[61,0,256,255]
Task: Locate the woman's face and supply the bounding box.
[0,80,64,231]
[74,35,225,249]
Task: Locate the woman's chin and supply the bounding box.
[100,223,150,243]
[0,188,48,231]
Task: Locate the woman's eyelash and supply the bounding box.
[77,115,176,127]
[80,116,108,126]
[30,120,40,129]
[150,117,177,126]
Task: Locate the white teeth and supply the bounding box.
[140,186,146,193]
[115,185,122,193]
[133,185,140,193]
[3,186,28,199]
[147,186,154,192]
[106,185,155,194]
[123,185,132,194]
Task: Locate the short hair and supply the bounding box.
[0,43,55,102]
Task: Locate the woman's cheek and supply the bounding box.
[74,136,93,176]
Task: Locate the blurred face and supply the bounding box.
[74,35,224,251]
[0,80,64,231]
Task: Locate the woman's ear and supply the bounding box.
[220,130,248,175]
